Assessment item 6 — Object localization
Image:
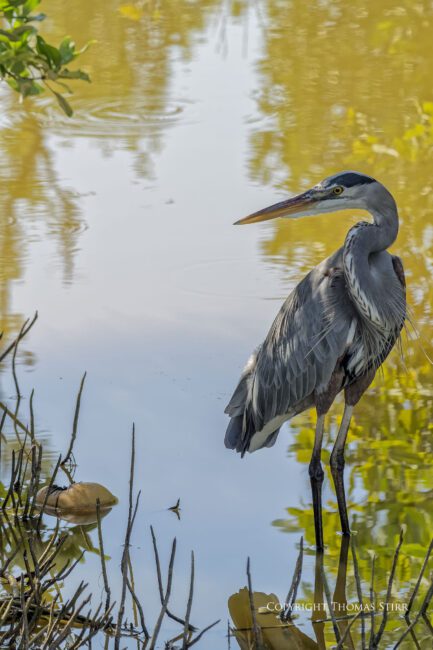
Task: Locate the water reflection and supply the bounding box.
[0,0,240,344]
[0,109,83,342]
[41,0,227,148]
[228,536,433,649]
[0,510,105,579]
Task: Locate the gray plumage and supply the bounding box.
[225,171,406,458]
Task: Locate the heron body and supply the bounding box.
[224,171,406,549]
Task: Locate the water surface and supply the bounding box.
[1,1,433,647]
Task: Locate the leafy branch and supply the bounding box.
[0,0,91,115]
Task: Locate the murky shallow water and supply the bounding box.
[1,1,433,647]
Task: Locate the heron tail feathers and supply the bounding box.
[224,414,281,455]
[224,415,243,450]
[225,345,283,453]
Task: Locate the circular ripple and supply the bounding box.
[40,96,195,138]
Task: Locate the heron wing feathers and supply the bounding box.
[250,263,350,431]
[225,252,354,453]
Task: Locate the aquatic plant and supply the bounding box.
[0,318,219,648]
[0,0,90,114]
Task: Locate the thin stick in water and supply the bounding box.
[61,371,87,465]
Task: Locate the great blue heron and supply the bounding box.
[224,171,406,550]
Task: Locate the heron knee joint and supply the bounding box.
[309,461,324,482]
[330,450,345,473]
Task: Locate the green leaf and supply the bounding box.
[0,28,20,42]
[22,0,41,15]
[53,90,73,117]
[36,35,61,68]
[12,24,35,41]
[0,49,15,64]
[59,68,90,82]
[59,36,75,64]
[10,59,25,74]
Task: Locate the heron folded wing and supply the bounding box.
[224,347,262,417]
[243,259,353,438]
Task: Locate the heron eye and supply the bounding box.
[333,186,344,195]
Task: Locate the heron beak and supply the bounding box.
[234,190,317,225]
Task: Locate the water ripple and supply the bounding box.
[39,97,196,138]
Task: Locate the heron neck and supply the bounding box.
[345,195,399,255]
[369,195,399,251]
[342,197,399,328]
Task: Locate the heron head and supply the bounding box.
[234,171,379,225]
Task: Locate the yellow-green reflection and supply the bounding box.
[248,0,433,617]
[229,537,432,649]
[0,0,234,343]
[0,511,105,585]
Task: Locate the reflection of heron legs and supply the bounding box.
[330,403,353,536]
[309,412,325,550]
[333,536,356,648]
[313,549,326,650]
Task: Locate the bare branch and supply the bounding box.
[61,371,87,465]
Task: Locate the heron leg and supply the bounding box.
[330,370,375,536]
[309,413,325,551]
[310,371,344,550]
[330,404,353,536]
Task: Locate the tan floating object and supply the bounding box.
[36,482,118,513]
[228,588,318,650]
